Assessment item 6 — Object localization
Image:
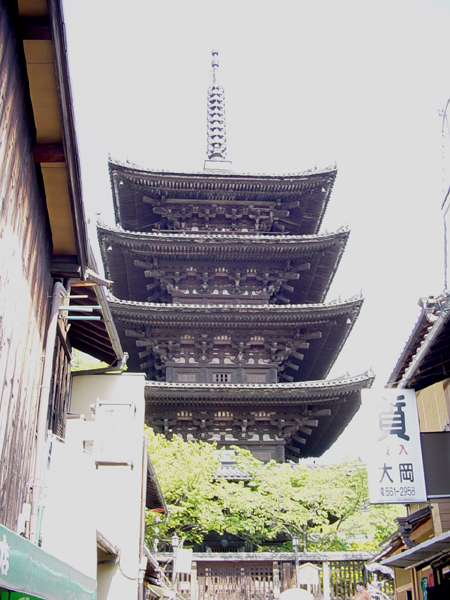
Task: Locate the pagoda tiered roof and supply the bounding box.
[100,51,369,462]
[98,222,349,304]
[143,372,374,459]
[107,295,363,382]
[108,159,337,235]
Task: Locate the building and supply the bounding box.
[0,0,126,533]
[0,3,168,600]
[378,292,450,600]
[98,51,373,462]
[59,372,168,600]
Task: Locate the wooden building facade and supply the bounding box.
[1,0,53,528]
[378,292,450,600]
[0,0,124,534]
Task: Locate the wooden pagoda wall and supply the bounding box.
[0,4,54,530]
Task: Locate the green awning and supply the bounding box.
[0,525,96,600]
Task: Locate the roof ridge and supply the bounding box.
[97,221,350,242]
[144,371,375,390]
[108,155,338,179]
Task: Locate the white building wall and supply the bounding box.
[72,373,146,600]
[40,427,97,579]
[40,372,146,600]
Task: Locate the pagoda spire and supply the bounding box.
[204,50,232,171]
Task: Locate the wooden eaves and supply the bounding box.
[16,0,89,279]
[143,373,375,457]
[98,223,349,305]
[108,295,363,382]
[108,158,337,236]
[386,294,450,391]
[15,0,125,365]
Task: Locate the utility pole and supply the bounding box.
[172,533,179,591]
[292,534,300,588]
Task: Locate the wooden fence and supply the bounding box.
[161,552,394,600]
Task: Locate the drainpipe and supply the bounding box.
[292,534,300,588]
[139,437,149,600]
[30,281,68,544]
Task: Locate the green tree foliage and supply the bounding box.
[71,348,108,372]
[145,427,403,551]
[332,502,405,552]
[145,426,226,542]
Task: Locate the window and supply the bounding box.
[214,373,230,383]
[177,373,198,382]
[246,373,268,383]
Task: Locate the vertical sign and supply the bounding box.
[421,577,428,600]
[94,402,135,466]
[368,389,427,504]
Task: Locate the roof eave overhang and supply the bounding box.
[381,530,450,570]
[108,157,338,187]
[108,159,337,230]
[144,374,373,457]
[108,296,363,320]
[386,311,430,388]
[18,0,89,278]
[47,0,88,277]
[146,455,168,513]
[67,249,126,365]
[387,295,450,391]
[144,372,374,403]
[98,222,350,253]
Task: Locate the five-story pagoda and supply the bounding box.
[99,51,373,462]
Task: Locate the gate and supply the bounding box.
[168,552,391,600]
[197,562,273,600]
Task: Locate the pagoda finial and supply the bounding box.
[212,49,219,85]
[206,49,229,164]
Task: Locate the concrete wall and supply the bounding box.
[72,373,146,600]
[41,429,97,578]
[41,372,146,600]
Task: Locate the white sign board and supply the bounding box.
[175,548,193,574]
[368,389,427,504]
[297,563,321,585]
[93,402,135,466]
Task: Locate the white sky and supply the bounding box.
[62,0,450,462]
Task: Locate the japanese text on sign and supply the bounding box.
[367,389,427,504]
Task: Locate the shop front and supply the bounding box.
[382,530,450,600]
[0,524,96,600]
